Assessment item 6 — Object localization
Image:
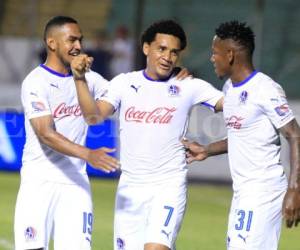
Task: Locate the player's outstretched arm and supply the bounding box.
[30,115,119,173]
[71,54,114,125]
[182,138,227,164]
[280,118,300,228]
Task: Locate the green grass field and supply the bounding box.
[0,172,299,250]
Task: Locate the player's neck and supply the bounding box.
[44,57,70,75]
[231,66,255,85]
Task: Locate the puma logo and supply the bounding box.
[130,84,141,93]
[85,237,92,246]
[238,233,248,243]
[50,83,59,89]
[161,229,171,239]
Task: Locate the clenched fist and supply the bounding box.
[71,54,93,80]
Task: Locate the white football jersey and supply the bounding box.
[21,64,108,183]
[101,70,223,184]
[223,71,294,192]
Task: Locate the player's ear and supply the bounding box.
[143,42,150,56]
[46,37,56,51]
[228,49,234,65]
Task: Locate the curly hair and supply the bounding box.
[44,16,78,41]
[141,20,187,50]
[215,20,255,56]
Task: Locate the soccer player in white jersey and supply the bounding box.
[183,21,300,250]
[71,20,224,250]
[14,16,119,250]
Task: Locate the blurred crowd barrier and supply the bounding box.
[0,102,299,182]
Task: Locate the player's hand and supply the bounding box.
[282,188,300,228]
[181,139,208,163]
[173,67,193,80]
[86,147,120,173]
[71,54,93,80]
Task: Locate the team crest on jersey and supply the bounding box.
[31,101,46,112]
[24,226,37,241]
[168,85,180,96]
[239,91,248,104]
[116,237,125,250]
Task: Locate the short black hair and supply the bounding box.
[141,20,187,50]
[43,15,78,41]
[215,20,255,56]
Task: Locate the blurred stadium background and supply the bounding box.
[0,0,300,249]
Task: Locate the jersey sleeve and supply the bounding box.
[21,76,51,119]
[85,70,109,100]
[99,73,125,110]
[257,81,294,129]
[192,78,223,110]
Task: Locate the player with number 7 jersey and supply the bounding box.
[71,20,224,250]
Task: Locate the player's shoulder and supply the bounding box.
[179,77,217,91]
[22,65,47,88]
[222,79,232,94]
[255,72,283,91]
[110,70,142,83]
[85,69,105,80]
[85,69,108,85]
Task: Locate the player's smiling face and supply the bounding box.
[50,23,83,67]
[143,33,181,80]
[210,35,232,79]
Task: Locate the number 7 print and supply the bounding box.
[163,206,174,227]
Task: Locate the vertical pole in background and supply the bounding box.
[253,0,265,69]
[133,0,146,70]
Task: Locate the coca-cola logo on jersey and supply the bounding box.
[225,116,244,129]
[125,106,176,124]
[53,103,82,119]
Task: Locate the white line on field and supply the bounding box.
[0,238,14,250]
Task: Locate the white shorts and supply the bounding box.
[114,176,187,250]
[227,188,286,250]
[14,177,93,250]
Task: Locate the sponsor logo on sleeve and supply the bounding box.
[31,101,46,112]
[274,103,290,116]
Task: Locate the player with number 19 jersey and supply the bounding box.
[21,64,108,183]
[101,70,223,250]
[15,65,107,250]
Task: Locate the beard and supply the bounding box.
[56,48,72,69]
